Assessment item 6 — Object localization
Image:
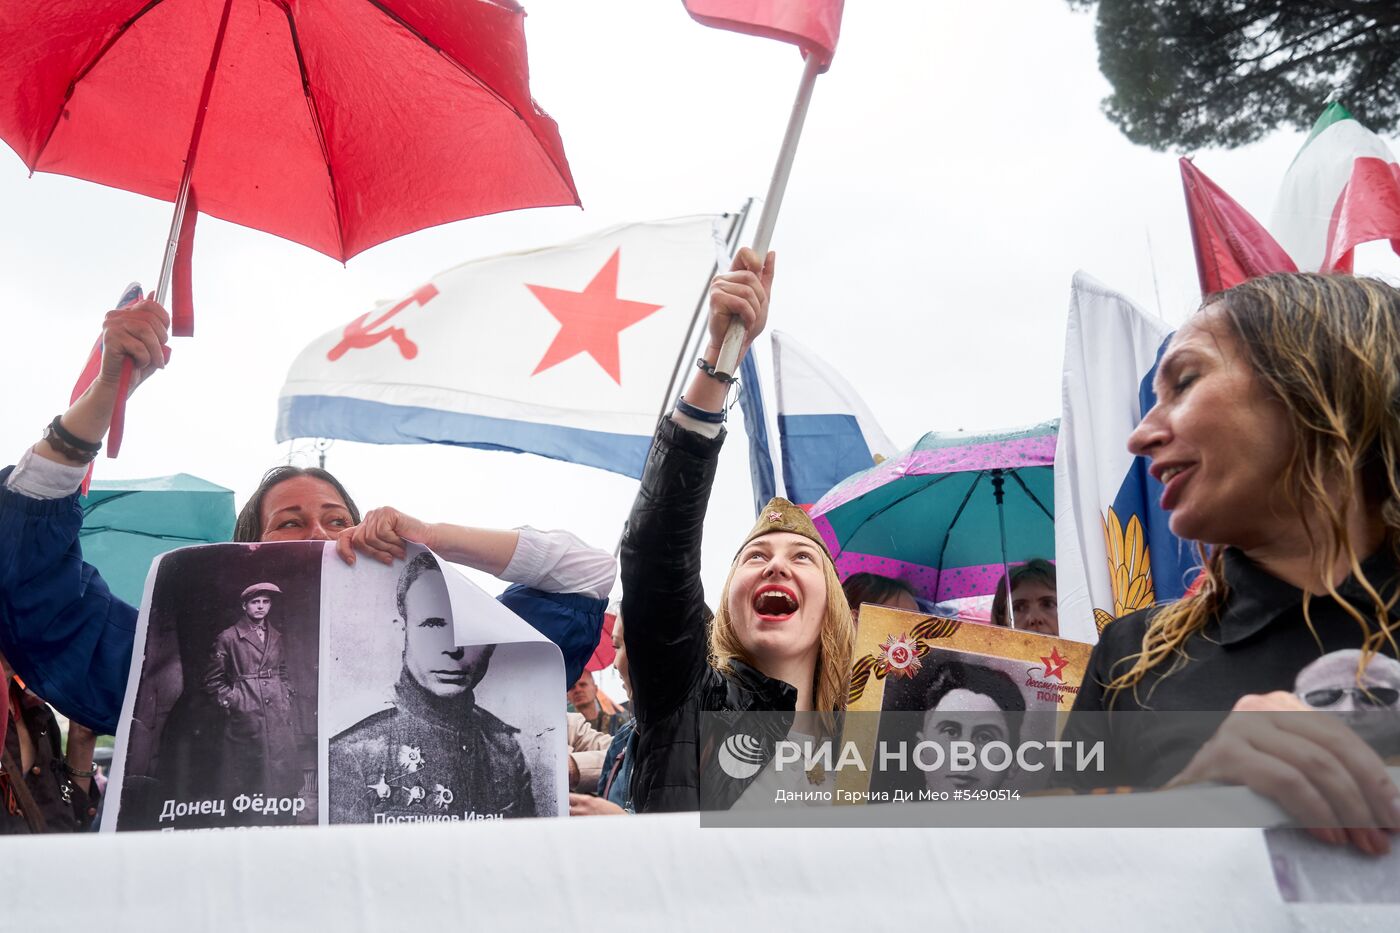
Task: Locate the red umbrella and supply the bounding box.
[0,0,578,449]
[585,611,617,673]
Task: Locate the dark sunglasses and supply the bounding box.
[1300,686,1400,709]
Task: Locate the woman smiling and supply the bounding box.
[621,248,855,813]
[1064,273,1400,855]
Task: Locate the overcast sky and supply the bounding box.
[3,0,1397,657]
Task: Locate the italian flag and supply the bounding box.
[1270,103,1400,272]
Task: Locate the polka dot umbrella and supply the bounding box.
[810,420,1058,605]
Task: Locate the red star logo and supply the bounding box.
[1040,647,1069,682]
[525,249,664,384]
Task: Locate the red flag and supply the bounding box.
[1180,158,1297,296]
[682,0,844,68]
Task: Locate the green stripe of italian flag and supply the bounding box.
[1270,102,1400,272]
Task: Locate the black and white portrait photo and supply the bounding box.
[871,648,1058,798]
[323,545,565,823]
[108,542,322,831]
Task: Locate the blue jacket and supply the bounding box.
[0,466,606,734]
[596,716,636,812]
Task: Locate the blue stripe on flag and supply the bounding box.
[778,413,872,506]
[1110,342,1198,600]
[739,353,777,515]
[277,395,650,478]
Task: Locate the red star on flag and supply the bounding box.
[526,248,664,384]
[1040,647,1069,682]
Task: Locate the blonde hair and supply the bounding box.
[1108,274,1400,699]
[709,543,855,716]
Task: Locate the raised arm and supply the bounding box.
[335,509,614,683]
[28,299,169,468]
[620,248,775,725]
[0,299,170,733]
[334,512,614,599]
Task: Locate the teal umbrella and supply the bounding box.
[809,421,1058,603]
[80,474,235,605]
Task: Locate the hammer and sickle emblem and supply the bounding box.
[326,283,439,362]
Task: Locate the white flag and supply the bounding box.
[277,216,730,477]
[1053,272,1194,644]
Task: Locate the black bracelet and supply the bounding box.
[675,396,726,424]
[49,416,102,452]
[696,356,738,385]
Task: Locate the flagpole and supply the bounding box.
[654,201,752,426]
[712,52,824,380]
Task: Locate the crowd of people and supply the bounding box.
[2,251,1398,856]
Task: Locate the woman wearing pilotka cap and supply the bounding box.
[620,247,856,813]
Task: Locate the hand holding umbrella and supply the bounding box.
[37,298,171,470]
[1,0,579,461]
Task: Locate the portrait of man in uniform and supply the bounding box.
[328,552,535,823]
[203,582,303,804]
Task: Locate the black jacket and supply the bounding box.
[621,417,796,813]
[2,684,101,834]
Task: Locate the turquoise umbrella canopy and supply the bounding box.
[80,474,235,606]
[810,421,1058,602]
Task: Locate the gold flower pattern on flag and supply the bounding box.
[1096,508,1155,634]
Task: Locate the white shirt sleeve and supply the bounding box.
[5,447,88,500]
[500,526,616,600]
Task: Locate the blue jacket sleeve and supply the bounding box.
[496,583,606,686]
[0,466,137,733]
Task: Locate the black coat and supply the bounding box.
[202,619,300,797]
[1,685,100,834]
[621,417,796,813]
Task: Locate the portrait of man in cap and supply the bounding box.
[328,552,535,823]
[203,581,303,803]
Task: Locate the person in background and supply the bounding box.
[989,559,1059,636]
[0,299,615,746]
[1,654,100,833]
[567,671,631,736]
[572,609,636,815]
[841,572,920,620]
[566,711,611,800]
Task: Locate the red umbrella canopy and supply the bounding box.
[585,611,617,673]
[0,0,579,262]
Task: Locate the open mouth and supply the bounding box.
[752,585,799,620]
[1156,463,1196,511]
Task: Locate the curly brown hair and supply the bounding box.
[1107,273,1400,700]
